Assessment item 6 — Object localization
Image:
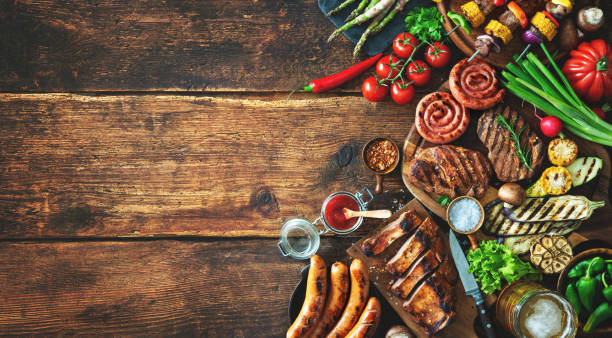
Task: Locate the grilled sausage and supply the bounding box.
[309,262,350,338]
[449,58,505,110]
[414,92,469,144]
[326,259,369,338]
[345,297,382,338]
[287,255,327,338]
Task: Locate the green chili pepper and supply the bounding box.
[584,302,612,333]
[447,11,471,34]
[591,257,606,275]
[577,258,600,312]
[565,282,582,315]
[607,262,612,278]
[602,272,612,303]
[569,259,593,279]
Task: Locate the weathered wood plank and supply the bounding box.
[0,238,359,336]
[0,0,365,92]
[0,93,418,238]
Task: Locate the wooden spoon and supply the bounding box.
[342,208,392,220]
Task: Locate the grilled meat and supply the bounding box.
[406,145,493,199]
[403,267,456,336]
[386,218,444,276]
[361,210,423,256]
[477,105,545,182]
[391,250,442,299]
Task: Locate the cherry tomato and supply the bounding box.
[493,0,505,6]
[376,55,402,79]
[406,60,431,87]
[424,42,451,68]
[390,81,415,105]
[362,77,388,102]
[540,116,563,137]
[393,32,419,59]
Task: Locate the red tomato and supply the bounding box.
[362,77,388,102]
[562,39,612,102]
[406,60,431,87]
[390,81,415,105]
[592,107,606,119]
[393,32,419,59]
[425,42,451,68]
[376,55,402,79]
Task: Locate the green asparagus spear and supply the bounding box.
[353,6,391,58]
[327,0,396,43]
[372,0,408,34]
[326,0,357,17]
[345,0,371,22]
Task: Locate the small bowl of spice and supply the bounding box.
[446,196,485,250]
[362,137,399,194]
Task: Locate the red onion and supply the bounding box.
[522,30,542,44]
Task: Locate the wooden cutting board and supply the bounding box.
[347,198,484,338]
[400,82,611,224]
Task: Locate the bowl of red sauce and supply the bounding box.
[320,188,373,234]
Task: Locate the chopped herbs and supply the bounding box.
[436,196,451,207]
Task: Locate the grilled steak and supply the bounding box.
[361,210,423,256]
[386,217,444,276]
[403,267,456,336]
[391,250,442,299]
[477,105,545,182]
[406,145,493,199]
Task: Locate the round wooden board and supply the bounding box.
[400,82,611,221]
[436,0,577,68]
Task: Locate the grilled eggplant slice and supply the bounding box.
[483,200,585,237]
[504,235,545,255]
[501,196,605,223]
[567,157,602,187]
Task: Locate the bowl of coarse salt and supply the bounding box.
[446,196,485,251]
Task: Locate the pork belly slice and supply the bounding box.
[361,209,423,256]
[385,217,444,276]
[402,264,456,336]
[391,250,442,299]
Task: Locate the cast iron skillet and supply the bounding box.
[288,264,405,337]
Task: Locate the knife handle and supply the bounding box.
[475,298,497,338]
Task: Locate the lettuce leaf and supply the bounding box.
[467,240,540,294]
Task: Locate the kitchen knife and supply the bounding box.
[449,230,497,338]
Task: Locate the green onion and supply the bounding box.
[502,44,612,147]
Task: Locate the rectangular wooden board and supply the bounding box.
[347,198,479,338]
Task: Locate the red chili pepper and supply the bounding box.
[302,53,383,93]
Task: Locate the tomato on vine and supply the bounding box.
[406,60,431,87]
[425,42,451,68]
[362,77,388,102]
[390,80,415,105]
[393,32,419,59]
[375,55,402,79]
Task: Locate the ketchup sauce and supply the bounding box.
[323,195,359,230]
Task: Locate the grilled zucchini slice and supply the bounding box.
[566,157,602,186]
[541,166,572,195]
[548,138,578,166]
[526,178,547,197]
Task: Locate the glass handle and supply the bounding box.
[357,187,375,207]
[313,217,329,235]
[277,241,289,256]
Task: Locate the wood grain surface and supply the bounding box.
[0,237,355,336]
[0,0,360,92]
[0,93,419,238]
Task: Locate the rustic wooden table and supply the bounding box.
[0,1,610,336]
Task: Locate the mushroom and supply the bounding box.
[577,7,604,32]
[386,325,415,338]
[498,183,526,206]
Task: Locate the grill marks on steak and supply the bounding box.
[477,105,544,182]
[407,145,493,199]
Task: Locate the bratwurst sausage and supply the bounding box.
[449,58,505,110]
[326,259,369,338]
[309,262,350,338]
[345,297,382,338]
[415,91,469,144]
[287,255,327,338]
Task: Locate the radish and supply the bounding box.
[534,110,563,137]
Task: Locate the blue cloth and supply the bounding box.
[318,0,433,56]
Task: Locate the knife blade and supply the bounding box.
[449,230,497,338]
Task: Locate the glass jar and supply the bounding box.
[277,187,373,259]
[496,281,578,338]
